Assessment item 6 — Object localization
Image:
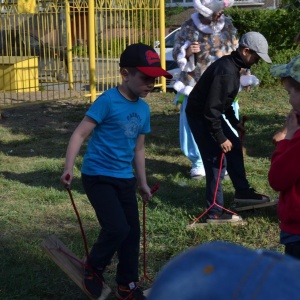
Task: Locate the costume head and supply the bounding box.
[119,43,172,79]
[193,0,234,18]
[270,55,300,83]
[239,32,272,63]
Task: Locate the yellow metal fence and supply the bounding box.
[0,0,165,107]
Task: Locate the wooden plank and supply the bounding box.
[234,200,277,212]
[186,220,247,229]
[41,235,111,300]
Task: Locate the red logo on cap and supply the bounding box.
[145,50,160,65]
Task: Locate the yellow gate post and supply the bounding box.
[159,0,166,93]
[88,0,96,102]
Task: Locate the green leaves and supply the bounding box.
[226,8,300,52]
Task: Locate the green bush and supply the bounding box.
[225,8,300,87]
[165,5,185,18]
[96,36,156,58]
[280,0,300,9]
[226,8,300,51]
[251,48,300,86]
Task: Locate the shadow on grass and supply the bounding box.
[238,112,287,159]
[0,100,89,159]
[0,231,102,300]
[0,97,286,161]
[0,153,279,225]
[0,170,85,194]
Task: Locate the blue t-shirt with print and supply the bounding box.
[81,87,151,178]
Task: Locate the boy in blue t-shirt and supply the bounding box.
[60,43,172,300]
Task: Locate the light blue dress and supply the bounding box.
[175,93,239,169]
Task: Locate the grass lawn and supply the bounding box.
[0,85,290,299]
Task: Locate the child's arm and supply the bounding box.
[133,134,152,202]
[60,116,97,187]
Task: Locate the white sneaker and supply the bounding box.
[190,167,205,179]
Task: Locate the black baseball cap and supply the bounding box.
[119,43,173,79]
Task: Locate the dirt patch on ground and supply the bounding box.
[0,90,85,107]
[0,97,90,134]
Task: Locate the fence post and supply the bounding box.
[159,0,166,92]
[88,0,96,102]
[65,0,74,90]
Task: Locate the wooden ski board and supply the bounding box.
[186,220,247,229]
[41,235,111,300]
[233,200,277,212]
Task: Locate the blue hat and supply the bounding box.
[148,241,300,300]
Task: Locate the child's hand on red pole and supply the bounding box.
[60,172,72,188]
[139,183,159,204]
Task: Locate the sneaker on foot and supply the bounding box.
[190,167,205,179]
[206,212,242,224]
[234,188,270,204]
[115,282,146,300]
[82,265,104,298]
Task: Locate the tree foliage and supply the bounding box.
[223,8,300,87]
[226,8,300,52]
[279,0,300,10]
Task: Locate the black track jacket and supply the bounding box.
[186,50,248,145]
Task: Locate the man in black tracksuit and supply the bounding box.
[186,32,272,223]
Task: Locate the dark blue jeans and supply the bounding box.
[81,174,140,285]
[285,242,300,259]
[187,115,250,215]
